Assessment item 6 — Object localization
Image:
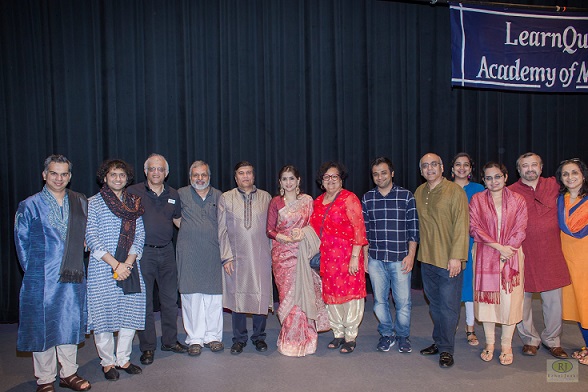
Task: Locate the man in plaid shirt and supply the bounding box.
[362,157,419,354]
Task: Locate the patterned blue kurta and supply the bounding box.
[85,193,146,333]
[14,190,87,352]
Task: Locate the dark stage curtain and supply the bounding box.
[1,0,587,322]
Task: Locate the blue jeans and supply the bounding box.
[368,257,412,338]
[421,262,463,355]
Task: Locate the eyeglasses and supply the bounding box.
[421,162,440,169]
[147,167,165,173]
[484,174,504,182]
[192,173,209,179]
[322,174,340,181]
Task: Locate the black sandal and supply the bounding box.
[328,337,345,349]
[466,331,479,346]
[340,340,356,354]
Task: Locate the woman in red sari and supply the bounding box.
[309,162,368,354]
[266,165,329,356]
[469,162,527,366]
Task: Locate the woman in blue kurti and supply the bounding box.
[451,153,485,346]
[86,159,146,381]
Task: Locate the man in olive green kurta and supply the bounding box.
[414,153,469,368]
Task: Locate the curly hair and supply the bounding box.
[96,159,134,186]
[315,161,348,189]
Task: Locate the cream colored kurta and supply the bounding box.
[218,187,273,314]
[473,246,524,325]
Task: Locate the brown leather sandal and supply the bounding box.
[36,383,55,392]
[59,373,91,391]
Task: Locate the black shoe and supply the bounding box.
[439,352,454,368]
[115,363,142,375]
[420,344,439,356]
[140,350,154,365]
[253,340,268,352]
[230,341,246,355]
[103,367,120,381]
[161,341,188,353]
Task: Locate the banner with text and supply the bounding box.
[450,3,588,92]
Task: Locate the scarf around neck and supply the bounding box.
[473,188,524,304]
[558,193,588,239]
[42,188,88,283]
[99,184,144,261]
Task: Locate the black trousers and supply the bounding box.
[138,243,179,351]
[231,312,267,344]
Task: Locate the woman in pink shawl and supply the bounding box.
[469,162,527,366]
[266,165,329,356]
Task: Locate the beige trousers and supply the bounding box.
[327,299,365,342]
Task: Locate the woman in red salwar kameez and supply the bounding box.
[309,162,368,354]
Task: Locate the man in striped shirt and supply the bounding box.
[362,157,419,354]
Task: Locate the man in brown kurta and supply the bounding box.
[414,153,469,369]
[218,161,272,355]
[509,152,571,359]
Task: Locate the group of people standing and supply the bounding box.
[13,151,588,391]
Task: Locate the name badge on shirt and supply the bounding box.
[168,199,176,204]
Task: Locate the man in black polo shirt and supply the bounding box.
[127,153,186,365]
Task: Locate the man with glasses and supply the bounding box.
[176,161,225,356]
[509,152,570,359]
[127,153,186,365]
[361,157,419,354]
[414,153,469,368]
[15,155,91,391]
[218,161,272,355]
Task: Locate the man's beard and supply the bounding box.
[191,181,210,190]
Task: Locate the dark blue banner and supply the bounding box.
[450,3,588,92]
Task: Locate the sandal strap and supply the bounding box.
[340,340,356,353]
[59,373,90,391]
[36,383,55,392]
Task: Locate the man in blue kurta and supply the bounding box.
[14,155,91,392]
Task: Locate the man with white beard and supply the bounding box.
[176,161,225,356]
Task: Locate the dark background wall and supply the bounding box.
[1,0,587,322]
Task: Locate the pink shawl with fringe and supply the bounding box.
[469,187,527,304]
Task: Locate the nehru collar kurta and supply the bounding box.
[14,189,88,352]
[218,187,273,314]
